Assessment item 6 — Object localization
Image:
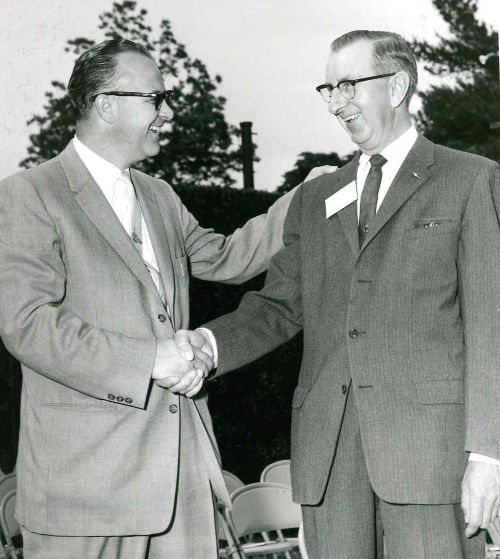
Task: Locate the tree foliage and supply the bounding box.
[413,0,499,160]
[21,1,244,188]
[278,151,353,193]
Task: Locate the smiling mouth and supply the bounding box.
[342,113,360,123]
[149,124,163,134]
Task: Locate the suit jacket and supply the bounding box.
[207,136,500,506]
[0,141,296,535]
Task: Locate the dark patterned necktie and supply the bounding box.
[358,154,387,246]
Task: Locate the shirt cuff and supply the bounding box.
[468,453,500,465]
[196,328,218,369]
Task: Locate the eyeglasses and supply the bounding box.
[89,90,174,111]
[315,73,396,102]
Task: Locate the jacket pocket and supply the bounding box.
[414,379,464,404]
[404,217,459,239]
[291,385,311,408]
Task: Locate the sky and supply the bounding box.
[1,0,498,191]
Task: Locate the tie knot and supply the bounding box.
[369,154,387,169]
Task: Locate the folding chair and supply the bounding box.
[222,470,245,497]
[490,519,500,542]
[224,482,302,558]
[298,521,309,559]
[0,489,22,558]
[260,460,291,488]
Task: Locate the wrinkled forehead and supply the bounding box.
[326,40,378,83]
[115,52,165,91]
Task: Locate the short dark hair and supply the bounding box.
[331,30,418,105]
[67,39,154,121]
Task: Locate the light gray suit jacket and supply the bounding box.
[206,136,500,506]
[0,141,296,535]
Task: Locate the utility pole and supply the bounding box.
[239,121,255,190]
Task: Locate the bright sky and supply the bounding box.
[1,0,497,190]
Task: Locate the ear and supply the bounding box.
[389,71,410,108]
[93,94,116,124]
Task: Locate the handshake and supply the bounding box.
[152,330,214,398]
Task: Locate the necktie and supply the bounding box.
[117,172,168,307]
[358,154,387,246]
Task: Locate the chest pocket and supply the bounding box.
[402,218,460,287]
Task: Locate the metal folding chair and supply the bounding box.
[260,460,291,488]
[223,482,302,558]
[0,489,21,558]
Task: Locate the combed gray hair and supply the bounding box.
[331,30,418,105]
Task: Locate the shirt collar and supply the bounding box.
[358,125,418,171]
[73,136,125,191]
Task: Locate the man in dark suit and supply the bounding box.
[0,39,326,558]
[175,30,500,558]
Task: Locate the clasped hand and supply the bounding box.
[152,331,214,398]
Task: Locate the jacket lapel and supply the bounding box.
[59,142,157,294]
[332,153,360,256]
[360,135,436,251]
[131,170,176,323]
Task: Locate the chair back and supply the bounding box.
[0,475,16,509]
[226,482,302,539]
[260,459,291,488]
[222,470,245,497]
[1,490,20,539]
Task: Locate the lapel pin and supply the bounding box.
[412,171,420,179]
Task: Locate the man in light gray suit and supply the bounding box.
[0,38,327,558]
[175,30,500,558]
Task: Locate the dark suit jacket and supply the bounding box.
[206,136,500,506]
[0,141,296,535]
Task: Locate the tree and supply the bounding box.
[278,151,353,193]
[21,1,245,188]
[412,0,499,161]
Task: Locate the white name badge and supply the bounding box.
[325,181,357,218]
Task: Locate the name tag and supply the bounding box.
[325,181,357,218]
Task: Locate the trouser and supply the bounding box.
[301,385,485,559]
[22,399,218,559]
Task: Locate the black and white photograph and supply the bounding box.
[0,1,499,557]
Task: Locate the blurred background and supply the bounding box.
[0,0,498,482]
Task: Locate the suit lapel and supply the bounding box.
[131,170,176,322]
[360,136,436,251]
[332,153,360,256]
[59,142,157,294]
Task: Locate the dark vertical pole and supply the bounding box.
[239,121,255,190]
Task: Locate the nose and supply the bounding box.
[328,90,348,116]
[159,99,174,120]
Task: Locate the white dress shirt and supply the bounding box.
[355,125,418,218]
[73,136,166,303]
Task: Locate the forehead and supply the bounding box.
[326,40,377,82]
[115,52,164,90]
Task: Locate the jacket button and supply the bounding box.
[363,225,369,233]
[169,404,178,414]
[125,398,133,404]
[116,396,124,402]
[341,384,348,395]
[158,314,167,323]
[107,394,116,401]
[348,329,359,339]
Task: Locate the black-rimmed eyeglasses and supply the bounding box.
[89,90,174,111]
[316,73,396,102]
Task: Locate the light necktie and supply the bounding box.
[117,172,168,307]
[358,154,387,247]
